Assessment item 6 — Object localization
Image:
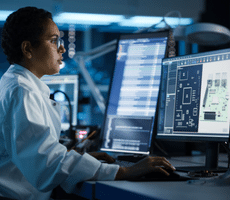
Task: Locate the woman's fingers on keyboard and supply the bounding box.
[138,156,176,172]
[150,157,176,170]
[115,156,175,180]
[153,166,170,176]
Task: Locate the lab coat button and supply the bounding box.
[53,102,56,106]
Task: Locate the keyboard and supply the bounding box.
[113,160,193,181]
[134,168,193,182]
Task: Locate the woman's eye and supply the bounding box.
[51,39,57,44]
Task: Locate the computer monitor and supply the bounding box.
[100,31,169,157]
[157,48,230,172]
[41,74,79,131]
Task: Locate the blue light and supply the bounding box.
[0,10,193,29]
[54,12,124,25]
[0,10,13,21]
[120,16,193,28]
[164,17,193,26]
[120,16,163,27]
[53,12,193,29]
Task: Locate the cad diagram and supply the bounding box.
[173,64,202,132]
[199,72,228,122]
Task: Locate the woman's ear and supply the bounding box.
[21,41,32,59]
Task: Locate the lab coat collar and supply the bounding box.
[8,64,50,99]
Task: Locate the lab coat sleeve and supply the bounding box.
[4,86,119,193]
[60,153,119,193]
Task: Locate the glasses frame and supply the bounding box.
[57,37,64,49]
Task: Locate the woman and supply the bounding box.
[0,7,175,200]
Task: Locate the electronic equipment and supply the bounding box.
[100,31,169,158]
[157,48,230,173]
[41,74,79,131]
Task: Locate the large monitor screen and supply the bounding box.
[100,31,168,155]
[41,75,79,131]
[157,48,230,142]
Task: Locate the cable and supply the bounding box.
[136,10,182,34]
[50,90,74,141]
[163,10,182,29]
[221,142,230,168]
[153,140,169,156]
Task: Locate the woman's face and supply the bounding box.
[29,18,66,78]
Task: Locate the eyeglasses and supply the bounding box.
[57,37,64,49]
[51,37,64,49]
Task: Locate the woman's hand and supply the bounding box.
[115,156,176,180]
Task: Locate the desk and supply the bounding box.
[73,154,229,200]
[95,180,230,200]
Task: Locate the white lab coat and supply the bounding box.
[0,64,119,200]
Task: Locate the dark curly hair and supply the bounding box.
[1,7,52,64]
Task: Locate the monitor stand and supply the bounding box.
[176,142,228,177]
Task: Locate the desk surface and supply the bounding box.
[95,180,230,200]
[74,154,229,200]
